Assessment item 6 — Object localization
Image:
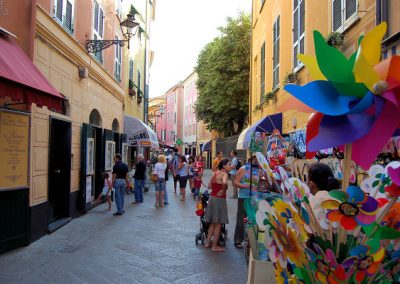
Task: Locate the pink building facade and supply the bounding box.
[182,72,198,155]
[164,84,184,153]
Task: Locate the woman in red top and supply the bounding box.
[204,159,231,252]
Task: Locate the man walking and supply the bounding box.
[112,153,129,216]
[229,151,239,199]
[133,154,146,204]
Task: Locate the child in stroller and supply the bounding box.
[195,190,228,247]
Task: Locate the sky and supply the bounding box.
[149,0,251,98]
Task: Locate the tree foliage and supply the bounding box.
[194,13,250,136]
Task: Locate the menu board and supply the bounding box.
[0,110,29,189]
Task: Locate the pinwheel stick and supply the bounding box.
[342,144,353,191]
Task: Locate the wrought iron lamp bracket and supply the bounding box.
[86,39,128,53]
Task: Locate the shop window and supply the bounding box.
[332,0,357,32]
[54,0,75,33]
[293,0,305,69]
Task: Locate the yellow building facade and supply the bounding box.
[250,0,389,134]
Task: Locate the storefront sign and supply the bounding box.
[0,110,29,189]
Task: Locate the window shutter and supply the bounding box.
[333,0,342,31]
[300,0,305,35]
[99,8,104,37]
[260,43,265,99]
[345,0,357,20]
[56,0,63,21]
[293,9,299,43]
[65,0,73,31]
[94,1,99,32]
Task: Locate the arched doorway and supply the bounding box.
[89,109,102,127]
[112,118,119,132]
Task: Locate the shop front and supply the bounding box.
[124,114,159,165]
[0,32,64,253]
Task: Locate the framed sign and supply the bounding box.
[86,176,92,203]
[0,110,29,189]
[122,143,128,164]
[105,141,115,171]
[86,138,94,175]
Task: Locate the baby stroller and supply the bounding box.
[195,190,228,247]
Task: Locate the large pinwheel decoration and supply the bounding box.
[284,23,400,169]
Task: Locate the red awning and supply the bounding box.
[0,35,64,112]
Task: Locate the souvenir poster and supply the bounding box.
[250,131,265,152]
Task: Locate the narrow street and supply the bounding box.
[0,170,271,284]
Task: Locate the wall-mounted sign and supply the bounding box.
[0,110,29,189]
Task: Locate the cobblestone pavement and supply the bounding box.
[0,170,274,284]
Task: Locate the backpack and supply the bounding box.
[236,159,242,170]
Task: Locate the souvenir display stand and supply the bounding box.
[250,23,400,284]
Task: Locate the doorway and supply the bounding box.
[48,118,71,225]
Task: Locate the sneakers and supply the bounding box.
[113,212,123,216]
[234,242,243,249]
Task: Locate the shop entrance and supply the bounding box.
[48,117,71,227]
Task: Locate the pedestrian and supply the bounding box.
[308,163,340,195]
[194,155,205,178]
[153,154,167,207]
[94,172,113,211]
[164,159,170,205]
[229,151,239,199]
[233,155,259,248]
[188,156,195,196]
[132,154,146,204]
[212,152,223,172]
[172,150,180,193]
[177,155,189,201]
[204,159,231,252]
[112,153,129,216]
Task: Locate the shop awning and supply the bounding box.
[201,140,211,152]
[0,34,64,112]
[237,113,282,150]
[124,115,159,149]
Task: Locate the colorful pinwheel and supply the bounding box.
[342,244,385,283]
[304,243,346,284]
[321,186,379,230]
[283,23,400,169]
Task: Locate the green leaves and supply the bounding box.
[195,13,251,135]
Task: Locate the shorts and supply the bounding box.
[154,178,166,192]
[179,176,188,188]
[173,174,180,183]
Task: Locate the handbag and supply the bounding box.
[151,173,158,182]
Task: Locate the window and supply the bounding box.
[93,1,104,62]
[129,59,134,81]
[115,0,122,18]
[332,0,357,32]
[293,0,305,69]
[114,36,122,82]
[272,16,280,89]
[260,42,265,101]
[137,70,142,104]
[54,0,74,32]
[174,113,176,123]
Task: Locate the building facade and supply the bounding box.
[250,0,398,135]
[164,83,184,153]
[181,71,198,155]
[148,95,166,143]
[0,0,154,252]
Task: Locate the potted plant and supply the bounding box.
[128,79,136,96]
[282,71,298,86]
[326,32,344,49]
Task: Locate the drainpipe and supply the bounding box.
[29,0,37,60]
